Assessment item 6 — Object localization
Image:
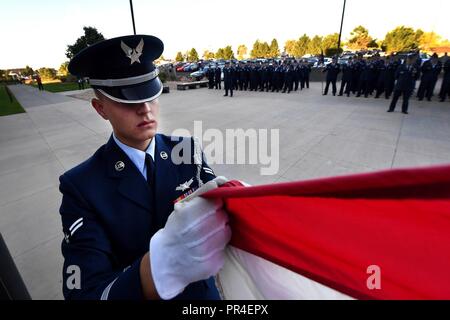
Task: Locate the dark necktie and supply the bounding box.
[145,153,155,187]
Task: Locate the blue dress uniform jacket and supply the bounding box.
[325,63,341,81]
[394,64,419,93]
[59,134,219,300]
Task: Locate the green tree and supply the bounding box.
[261,42,270,58]
[419,31,443,53]
[58,62,69,76]
[383,26,422,53]
[293,34,310,57]
[308,35,323,55]
[223,46,235,60]
[188,48,199,62]
[367,39,378,48]
[237,44,247,60]
[284,40,296,56]
[250,40,262,58]
[215,48,225,60]
[202,50,215,60]
[38,67,57,81]
[322,33,341,56]
[347,26,374,51]
[269,39,280,58]
[66,26,105,60]
[175,51,184,62]
[21,65,34,77]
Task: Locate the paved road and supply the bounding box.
[1,83,449,299]
[7,84,76,109]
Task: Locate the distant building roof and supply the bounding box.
[430,46,450,54]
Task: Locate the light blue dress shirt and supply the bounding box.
[113,133,155,181]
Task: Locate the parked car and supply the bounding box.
[305,57,318,67]
[190,70,205,81]
[176,63,188,72]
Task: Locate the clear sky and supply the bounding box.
[1,0,449,69]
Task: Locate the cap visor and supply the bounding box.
[96,77,163,104]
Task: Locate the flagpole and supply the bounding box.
[337,0,346,53]
[129,0,137,35]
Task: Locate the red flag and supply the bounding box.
[204,165,450,299]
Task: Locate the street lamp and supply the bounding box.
[337,0,347,53]
[129,0,137,35]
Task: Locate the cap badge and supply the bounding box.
[120,38,144,65]
[115,161,125,171]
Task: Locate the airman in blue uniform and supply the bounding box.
[387,55,419,114]
[439,54,450,102]
[223,61,234,97]
[338,57,353,97]
[417,53,442,101]
[323,56,340,96]
[62,35,231,300]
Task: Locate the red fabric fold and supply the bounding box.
[203,165,450,299]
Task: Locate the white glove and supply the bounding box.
[149,176,231,299]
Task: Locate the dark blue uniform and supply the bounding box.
[356,60,375,97]
[417,60,442,101]
[439,58,450,102]
[339,62,353,96]
[282,65,294,93]
[323,63,341,95]
[375,60,387,98]
[273,64,283,92]
[223,65,234,97]
[384,59,399,99]
[59,134,219,300]
[388,63,419,113]
[300,63,311,89]
[207,68,215,89]
[214,67,222,90]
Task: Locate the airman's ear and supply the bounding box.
[91,98,108,120]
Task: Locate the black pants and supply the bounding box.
[439,76,450,101]
[375,81,385,98]
[283,80,293,93]
[38,83,44,91]
[385,80,395,99]
[324,79,337,95]
[357,79,370,97]
[224,83,233,97]
[389,90,410,112]
[339,79,351,96]
[305,76,309,88]
[215,79,221,89]
[239,79,244,90]
[417,80,428,99]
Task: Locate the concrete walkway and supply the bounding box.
[7,84,76,109]
[1,83,449,299]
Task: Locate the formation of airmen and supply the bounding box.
[203,52,449,113]
[323,53,449,98]
[322,52,450,113]
[207,59,312,97]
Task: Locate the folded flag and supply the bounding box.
[203,165,450,299]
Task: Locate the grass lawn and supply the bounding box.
[30,82,90,93]
[0,86,26,116]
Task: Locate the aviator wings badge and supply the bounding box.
[120,38,144,65]
[176,178,194,192]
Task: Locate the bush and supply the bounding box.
[158,70,168,83]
